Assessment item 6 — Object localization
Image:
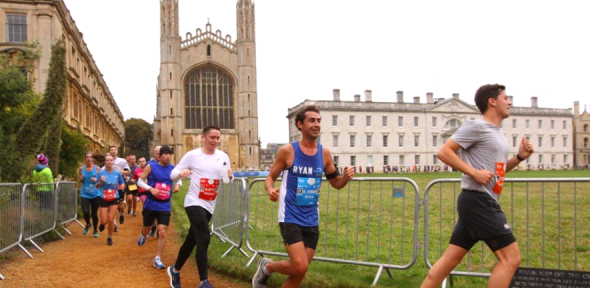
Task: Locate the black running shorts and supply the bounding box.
[100,199,119,208]
[450,189,516,252]
[279,222,319,250]
[142,209,171,227]
[118,189,125,201]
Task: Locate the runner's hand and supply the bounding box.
[470,169,494,184]
[343,166,354,180]
[518,136,534,159]
[267,188,279,202]
[90,177,97,182]
[79,174,84,181]
[100,176,106,182]
[174,184,180,193]
[149,187,161,196]
[179,169,192,178]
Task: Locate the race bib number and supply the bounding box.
[295,177,321,206]
[199,178,220,200]
[155,182,171,200]
[103,189,117,201]
[128,184,138,191]
[492,162,506,194]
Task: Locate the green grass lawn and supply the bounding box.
[171,170,590,288]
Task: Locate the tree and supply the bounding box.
[124,118,153,160]
[59,123,89,179]
[15,38,66,178]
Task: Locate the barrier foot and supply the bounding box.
[246,251,259,267]
[18,244,33,259]
[53,229,65,240]
[221,246,235,258]
[372,265,384,287]
[62,225,72,235]
[29,240,44,253]
[0,272,4,280]
[238,248,249,258]
[75,219,84,228]
[385,267,393,279]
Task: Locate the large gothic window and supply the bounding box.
[184,66,234,129]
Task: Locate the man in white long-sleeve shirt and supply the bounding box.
[166,125,233,288]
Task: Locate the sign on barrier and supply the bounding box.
[246,177,420,286]
[211,178,249,257]
[510,267,590,287]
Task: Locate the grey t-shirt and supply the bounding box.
[450,119,509,201]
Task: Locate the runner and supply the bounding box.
[251,105,354,288]
[126,154,140,216]
[80,152,101,238]
[420,84,534,288]
[96,154,126,246]
[109,146,130,228]
[132,157,148,204]
[136,145,178,269]
[167,125,233,288]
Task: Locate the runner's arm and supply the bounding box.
[438,139,493,184]
[324,148,353,189]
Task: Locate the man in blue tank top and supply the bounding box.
[252,105,354,288]
[136,145,178,269]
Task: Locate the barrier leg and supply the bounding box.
[449,275,454,287]
[28,240,44,253]
[221,246,235,258]
[18,244,33,259]
[238,248,249,258]
[246,251,259,267]
[61,225,72,235]
[0,272,4,280]
[385,267,393,279]
[53,229,65,240]
[75,219,84,228]
[372,265,384,287]
[442,277,448,288]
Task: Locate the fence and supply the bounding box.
[0,183,23,280]
[423,178,590,287]
[55,181,84,235]
[22,183,59,254]
[210,178,249,257]
[245,177,420,286]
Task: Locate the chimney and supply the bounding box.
[396,91,404,103]
[427,92,434,104]
[354,94,360,102]
[452,93,459,100]
[364,90,372,102]
[413,96,420,104]
[333,89,340,101]
[507,95,513,103]
[531,96,538,108]
[574,101,580,117]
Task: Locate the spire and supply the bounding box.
[160,0,179,37]
[236,0,255,41]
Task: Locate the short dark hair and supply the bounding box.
[203,125,221,135]
[108,145,117,150]
[474,84,506,114]
[295,105,320,131]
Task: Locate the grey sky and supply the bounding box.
[64,0,590,146]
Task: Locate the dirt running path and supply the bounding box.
[0,202,249,288]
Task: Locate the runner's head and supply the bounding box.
[202,126,221,153]
[474,84,511,118]
[295,105,321,139]
[153,146,161,161]
[85,152,94,165]
[159,145,173,165]
[108,146,118,158]
[104,154,114,169]
[138,157,147,168]
[128,154,136,166]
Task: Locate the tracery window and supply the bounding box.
[184,66,234,129]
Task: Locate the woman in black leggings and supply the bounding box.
[80,152,101,237]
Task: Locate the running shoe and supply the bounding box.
[119,214,125,224]
[149,224,157,237]
[198,279,214,288]
[99,224,105,232]
[93,231,99,238]
[252,257,272,288]
[107,237,113,246]
[127,210,132,215]
[83,224,91,235]
[138,234,147,246]
[167,265,182,288]
[154,257,166,269]
[132,212,137,217]
[114,223,119,232]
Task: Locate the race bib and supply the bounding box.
[103,189,117,201]
[295,177,321,206]
[492,162,506,194]
[128,184,138,191]
[155,182,171,200]
[199,178,220,200]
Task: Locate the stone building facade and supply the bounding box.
[287,90,574,172]
[153,0,260,170]
[573,101,590,168]
[0,0,124,153]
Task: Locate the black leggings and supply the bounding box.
[174,206,212,281]
[81,196,100,230]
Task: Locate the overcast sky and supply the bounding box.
[64,0,590,146]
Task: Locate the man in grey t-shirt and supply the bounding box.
[421,84,534,288]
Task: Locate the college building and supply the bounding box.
[287,90,575,172]
[0,0,125,153]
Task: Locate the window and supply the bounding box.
[351,156,356,166]
[383,135,388,147]
[551,154,555,164]
[366,116,371,127]
[399,155,405,165]
[382,116,388,126]
[513,136,517,147]
[398,116,403,127]
[585,124,589,132]
[563,136,568,148]
[415,155,420,165]
[349,115,354,126]
[551,136,555,148]
[538,120,542,129]
[563,154,567,163]
[526,120,530,129]
[399,135,404,147]
[432,117,437,127]
[585,137,589,148]
[433,155,438,165]
[539,154,543,164]
[551,120,555,129]
[383,155,389,166]
[432,135,437,147]
[6,14,27,43]
[538,136,543,148]
[513,119,517,129]
[350,135,356,148]
[332,134,338,147]
[184,65,234,129]
[334,156,339,166]
[366,135,372,147]
[414,135,419,147]
[414,117,419,127]
[563,120,567,129]
[444,119,462,130]
[367,155,373,166]
[332,115,338,126]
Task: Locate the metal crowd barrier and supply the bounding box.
[55,181,84,235]
[423,178,590,287]
[245,177,420,286]
[22,183,59,254]
[211,177,249,258]
[0,183,25,280]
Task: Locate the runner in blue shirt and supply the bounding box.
[79,152,101,238]
[96,154,125,246]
